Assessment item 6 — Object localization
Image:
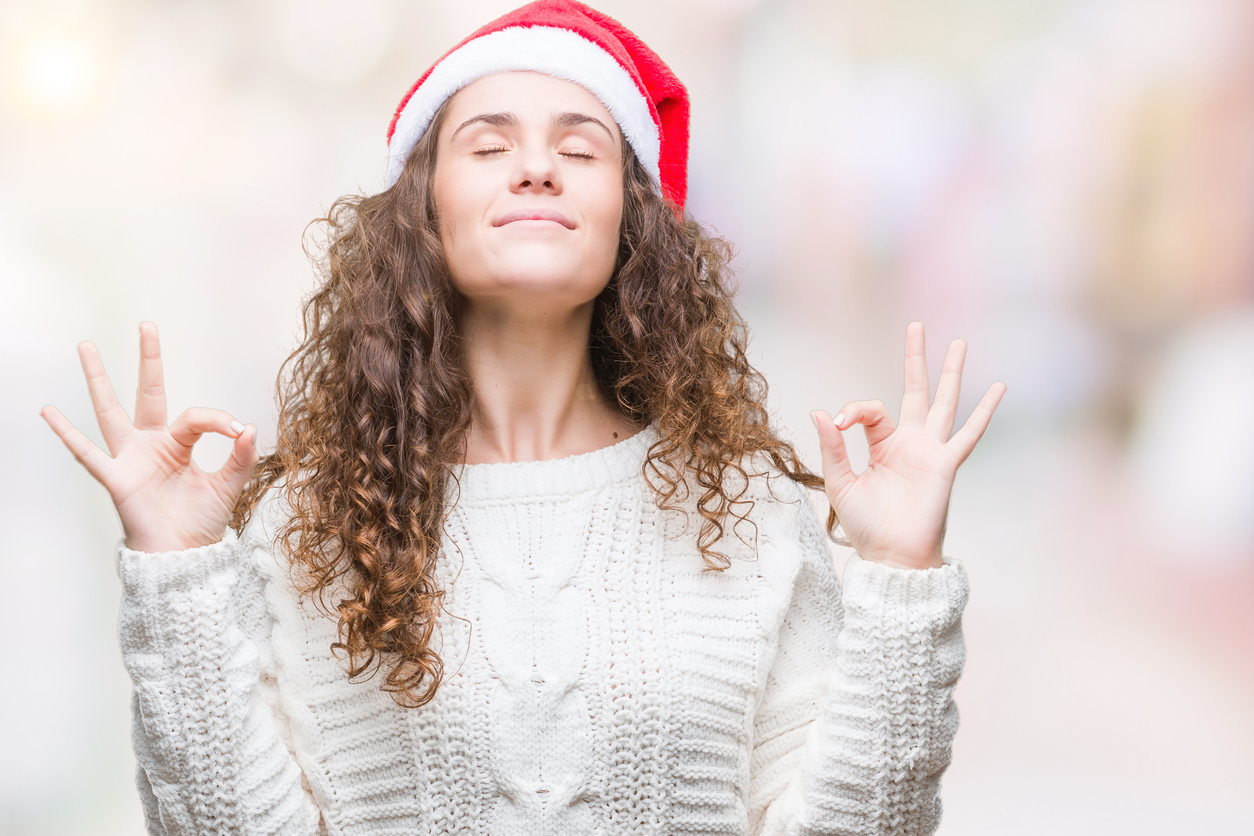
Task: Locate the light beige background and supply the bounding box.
[3,0,1252,833]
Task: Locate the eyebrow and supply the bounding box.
[450,112,519,141]
[449,111,616,142]
[552,111,616,140]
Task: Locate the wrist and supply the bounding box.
[858,549,945,571]
[123,533,224,554]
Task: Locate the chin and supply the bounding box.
[465,251,614,301]
[485,268,607,301]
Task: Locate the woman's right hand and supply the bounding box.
[40,321,260,554]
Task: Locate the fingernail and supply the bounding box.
[810,411,819,430]
[833,413,846,428]
[249,424,257,445]
[230,420,245,435]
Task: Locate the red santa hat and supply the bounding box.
[385,0,690,209]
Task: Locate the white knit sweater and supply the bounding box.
[116,423,969,836]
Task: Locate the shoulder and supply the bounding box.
[743,466,847,658]
[239,479,295,554]
[658,445,818,538]
[727,448,828,547]
[235,472,315,589]
[715,450,836,594]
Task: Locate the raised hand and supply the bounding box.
[810,321,1006,571]
[40,322,260,553]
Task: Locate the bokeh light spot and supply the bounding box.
[18,36,96,112]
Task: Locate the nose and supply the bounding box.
[510,144,562,195]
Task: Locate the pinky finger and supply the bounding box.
[40,404,115,486]
[947,382,1007,465]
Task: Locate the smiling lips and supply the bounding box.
[493,208,575,229]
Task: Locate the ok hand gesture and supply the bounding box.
[39,322,260,554]
[811,322,1006,571]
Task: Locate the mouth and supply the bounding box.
[493,208,575,229]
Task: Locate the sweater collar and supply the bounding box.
[449,421,659,503]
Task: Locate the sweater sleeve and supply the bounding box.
[116,523,325,835]
[747,484,969,836]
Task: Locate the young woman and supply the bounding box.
[41,2,1004,834]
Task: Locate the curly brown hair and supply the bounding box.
[230,96,839,709]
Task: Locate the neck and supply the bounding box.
[459,298,638,464]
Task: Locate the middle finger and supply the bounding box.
[134,322,168,430]
[899,321,930,428]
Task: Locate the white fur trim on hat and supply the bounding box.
[385,25,661,188]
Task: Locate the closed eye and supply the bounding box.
[472,147,594,159]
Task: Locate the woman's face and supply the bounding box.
[432,71,625,315]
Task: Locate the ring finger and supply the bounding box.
[78,341,135,455]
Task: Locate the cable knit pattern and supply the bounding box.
[115,423,968,835]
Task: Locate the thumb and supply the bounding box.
[217,422,260,500]
[811,410,855,501]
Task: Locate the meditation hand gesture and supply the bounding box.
[39,322,260,554]
[811,321,1006,571]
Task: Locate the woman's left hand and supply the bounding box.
[811,321,1006,571]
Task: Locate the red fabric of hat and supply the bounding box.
[385,0,690,209]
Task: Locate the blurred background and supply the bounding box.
[3,0,1252,832]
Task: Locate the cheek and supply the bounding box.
[433,167,465,234]
[433,165,483,273]
[586,179,624,259]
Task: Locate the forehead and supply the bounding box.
[440,71,622,140]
